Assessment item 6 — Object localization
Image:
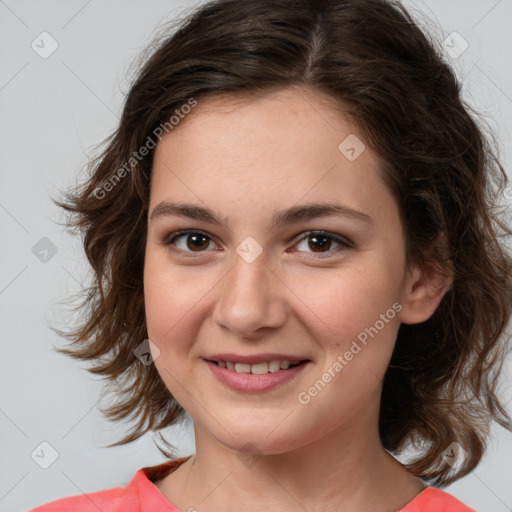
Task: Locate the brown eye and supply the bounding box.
[184,233,210,251]
[163,230,216,254]
[293,231,352,258]
[307,234,333,252]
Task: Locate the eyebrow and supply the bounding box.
[149,201,373,229]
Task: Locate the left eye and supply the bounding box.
[292,231,351,257]
[162,230,352,257]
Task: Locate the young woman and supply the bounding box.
[31,0,512,510]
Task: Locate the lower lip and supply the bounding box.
[205,360,309,392]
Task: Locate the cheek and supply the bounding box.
[291,265,402,389]
[143,255,204,403]
[143,249,212,341]
[289,264,399,342]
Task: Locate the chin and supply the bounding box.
[207,421,306,457]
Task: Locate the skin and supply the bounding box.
[143,86,452,512]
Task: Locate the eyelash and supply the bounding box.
[161,229,353,259]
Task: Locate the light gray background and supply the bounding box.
[1,1,511,511]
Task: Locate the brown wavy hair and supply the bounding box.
[52,0,512,487]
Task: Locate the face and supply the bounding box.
[143,87,422,455]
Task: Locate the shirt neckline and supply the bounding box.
[136,457,433,510]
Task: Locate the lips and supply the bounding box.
[205,358,310,392]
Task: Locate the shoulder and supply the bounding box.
[401,486,477,512]
[28,473,140,512]
[28,487,128,512]
[28,459,189,512]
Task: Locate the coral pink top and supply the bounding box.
[29,456,476,511]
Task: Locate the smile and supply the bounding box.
[206,358,310,392]
[212,360,304,374]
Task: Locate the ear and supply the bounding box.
[399,240,453,325]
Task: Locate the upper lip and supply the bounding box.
[205,353,310,364]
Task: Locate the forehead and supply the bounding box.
[162,87,355,150]
[149,87,394,230]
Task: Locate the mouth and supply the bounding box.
[206,359,309,375]
[205,357,311,392]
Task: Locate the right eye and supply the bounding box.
[162,229,219,257]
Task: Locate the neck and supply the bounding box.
[156,395,425,512]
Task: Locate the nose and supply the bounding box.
[212,250,287,339]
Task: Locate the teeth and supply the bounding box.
[268,361,281,373]
[234,363,251,373]
[216,359,304,374]
[250,362,268,375]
